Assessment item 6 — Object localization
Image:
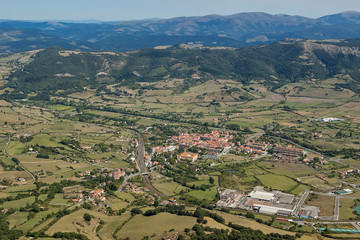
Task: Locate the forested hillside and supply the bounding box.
[2,39,360,98]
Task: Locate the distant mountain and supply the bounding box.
[3,39,360,98]
[318,11,360,25]
[2,11,360,53]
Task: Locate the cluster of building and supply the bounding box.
[238,140,268,158]
[63,185,85,203]
[123,182,149,193]
[152,145,179,155]
[169,131,234,154]
[160,197,179,206]
[63,185,107,209]
[337,169,357,179]
[74,167,136,181]
[272,145,305,163]
[237,140,305,163]
[297,205,319,219]
[217,187,296,216]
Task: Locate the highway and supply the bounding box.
[131,129,167,198]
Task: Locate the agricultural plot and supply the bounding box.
[259,162,318,179]
[339,198,358,220]
[106,197,129,210]
[46,209,109,238]
[209,210,295,236]
[298,176,333,192]
[116,213,197,240]
[152,181,188,196]
[306,194,335,216]
[256,174,298,192]
[98,212,132,240]
[186,187,218,200]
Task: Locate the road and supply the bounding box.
[130,129,167,198]
[334,196,340,221]
[116,172,150,192]
[309,191,340,221]
[293,190,309,215]
[245,132,264,142]
[3,135,36,183]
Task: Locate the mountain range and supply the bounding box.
[3,38,360,100]
[2,11,360,53]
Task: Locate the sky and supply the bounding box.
[1,0,360,21]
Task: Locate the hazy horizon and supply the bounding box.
[1,0,360,22]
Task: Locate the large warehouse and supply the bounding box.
[248,190,275,201]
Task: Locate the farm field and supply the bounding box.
[1,49,360,240]
[256,174,298,192]
[115,213,197,240]
[306,194,335,216]
[209,210,296,236]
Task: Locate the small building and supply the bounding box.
[334,189,353,195]
[353,206,360,215]
[178,152,198,162]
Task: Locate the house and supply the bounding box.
[178,152,198,162]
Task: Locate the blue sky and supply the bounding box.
[1,0,360,21]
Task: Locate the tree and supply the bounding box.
[131,208,143,216]
[209,177,214,184]
[83,213,92,222]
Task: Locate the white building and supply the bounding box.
[248,191,275,201]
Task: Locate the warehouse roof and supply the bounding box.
[249,190,274,201]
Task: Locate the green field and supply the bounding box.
[152,181,188,196]
[116,212,197,240]
[257,174,298,192]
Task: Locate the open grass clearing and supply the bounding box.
[256,174,298,192]
[8,212,28,228]
[306,194,335,216]
[209,210,295,235]
[116,192,136,202]
[16,207,60,232]
[298,176,333,192]
[339,198,358,220]
[106,197,129,210]
[116,212,197,240]
[186,187,218,200]
[0,196,36,209]
[46,209,109,240]
[98,212,132,240]
[259,162,318,178]
[152,181,188,196]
